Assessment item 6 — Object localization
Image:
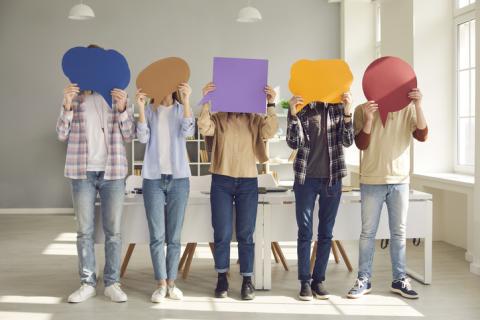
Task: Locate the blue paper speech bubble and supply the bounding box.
[61,46,131,107]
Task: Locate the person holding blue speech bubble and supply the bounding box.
[56,44,135,304]
[135,80,195,303]
[198,82,278,301]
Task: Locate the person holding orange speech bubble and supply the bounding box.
[286,90,354,301]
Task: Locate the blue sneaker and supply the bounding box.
[347,277,372,299]
[391,278,419,299]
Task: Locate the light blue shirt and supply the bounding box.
[136,102,195,179]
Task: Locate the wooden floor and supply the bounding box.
[0,214,479,320]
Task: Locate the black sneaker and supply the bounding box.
[215,273,229,298]
[347,277,372,299]
[391,278,419,299]
[241,276,255,300]
[298,281,313,301]
[311,281,330,300]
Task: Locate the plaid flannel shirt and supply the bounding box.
[286,102,354,185]
[56,96,135,180]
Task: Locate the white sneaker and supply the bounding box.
[151,286,167,303]
[68,284,96,303]
[167,285,183,300]
[104,283,128,302]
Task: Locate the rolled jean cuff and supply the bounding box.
[104,280,118,287]
[240,272,253,277]
[215,267,229,273]
[298,274,311,281]
[81,280,97,287]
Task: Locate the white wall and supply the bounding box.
[341,0,376,165]
[0,0,340,208]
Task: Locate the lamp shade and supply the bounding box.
[68,3,95,20]
[237,6,262,23]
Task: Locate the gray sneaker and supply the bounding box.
[311,281,330,300]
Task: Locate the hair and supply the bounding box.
[150,91,182,106]
[87,44,103,49]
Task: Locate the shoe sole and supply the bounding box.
[104,293,127,303]
[346,288,372,299]
[390,288,419,299]
[215,291,228,298]
[151,297,165,303]
[242,295,255,301]
[298,294,314,301]
[68,292,96,303]
[313,292,330,300]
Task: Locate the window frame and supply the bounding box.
[454,7,476,174]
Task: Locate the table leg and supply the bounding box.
[120,243,135,278]
[263,204,272,290]
[254,204,264,289]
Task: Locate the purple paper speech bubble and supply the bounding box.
[199,57,268,114]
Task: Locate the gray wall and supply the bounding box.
[0,0,339,208]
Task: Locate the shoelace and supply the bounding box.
[399,278,412,290]
[354,278,367,289]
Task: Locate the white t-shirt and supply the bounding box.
[84,93,108,171]
[155,105,174,174]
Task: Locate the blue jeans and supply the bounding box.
[294,178,342,282]
[143,176,190,281]
[210,174,258,276]
[358,183,409,281]
[70,171,125,287]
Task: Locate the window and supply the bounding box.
[458,0,475,9]
[455,7,476,172]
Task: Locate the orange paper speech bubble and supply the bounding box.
[136,57,190,106]
[289,59,353,111]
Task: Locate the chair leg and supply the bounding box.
[208,242,215,254]
[271,243,280,263]
[178,243,192,271]
[331,240,340,264]
[309,241,317,275]
[335,240,353,272]
[272,242,289,271]
[182,243,197,279]
[120,243,136,278]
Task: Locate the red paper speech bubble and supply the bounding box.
[362,56,417,126]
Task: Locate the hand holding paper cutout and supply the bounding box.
[62,46,131,107]
[362,56,417,126]
[62,83,80,110]
[136,57,190,106]
[289,59,353,112]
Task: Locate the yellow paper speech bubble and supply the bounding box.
[288,59,353,111]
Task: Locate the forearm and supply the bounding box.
[56,107,73,141]
[260,107,278,139]
[415,104,427,130]
[183,100,192,118]
[198,104,215,136]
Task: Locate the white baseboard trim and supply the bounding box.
[0,208,74,215]
[466,251,474,262]
[470,262,480,276]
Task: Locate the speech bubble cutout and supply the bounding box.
[199,57,268,114]
[288,59,353,112]
[362,56,417,126]
[62,47,131,107]
[136,57,190,106]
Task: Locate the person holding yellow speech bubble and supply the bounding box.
[286,90,354,301]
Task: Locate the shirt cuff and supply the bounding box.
[413,126,428,142]
[61,108,73,121]
[118,109,129,122]
[137,122,148,131]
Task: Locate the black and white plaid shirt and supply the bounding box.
[286,102,354,185]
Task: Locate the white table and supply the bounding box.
[94,191,265,288]
[95,189,432,291]
[259,190,433,290]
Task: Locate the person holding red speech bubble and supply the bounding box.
[56,45,135,304]
[286,93,354,301]
[347,87,428,300]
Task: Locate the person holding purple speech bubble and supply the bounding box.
[198,82,278,300]
[56,44,135,304]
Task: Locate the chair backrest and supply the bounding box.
[258,173,278,188]
[190,175,212,192]
[125,175,143,193]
